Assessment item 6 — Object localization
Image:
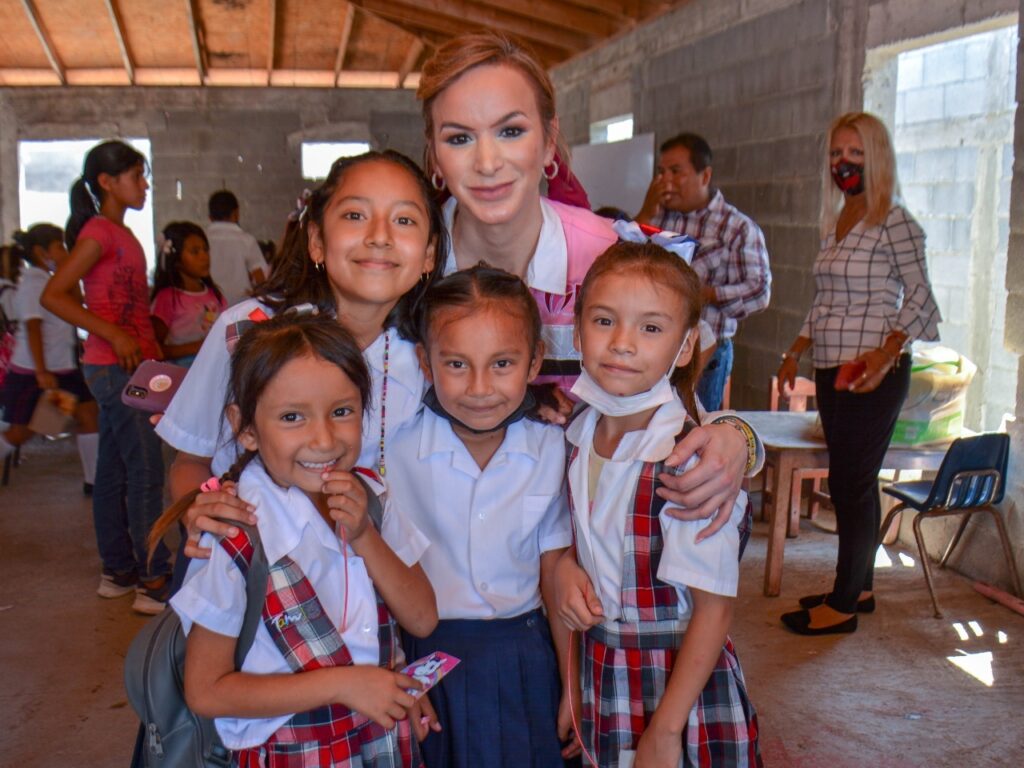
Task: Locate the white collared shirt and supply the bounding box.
[205,221,269,307]
[385,407,572,620]
[566,395,745,621]
[155,298,427,476]
[441,196,568,296]
[171,460,429,750]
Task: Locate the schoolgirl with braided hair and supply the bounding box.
[151,311,437,766]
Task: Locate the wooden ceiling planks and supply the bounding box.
[0,0,680,88]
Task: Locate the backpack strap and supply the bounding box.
[219,520,270,671]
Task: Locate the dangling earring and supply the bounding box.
[542,160,559,181]
[314,261,325,274]
[431,172,445,191]
[419,271,429,286]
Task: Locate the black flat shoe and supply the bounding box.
[781,608,858,636]
[798,593,875,613]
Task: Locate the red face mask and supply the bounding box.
[831,161,864,196]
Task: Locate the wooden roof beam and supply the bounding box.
[391,0,594,52]
[562,0,636,19]
[392,19,567,68]
[333,3,355,85]
[20,0,65,85]
[267,0,277,86]
[397,38,425,89]
[185,0,208,84]
[103,0,135,84]
[472,0,624,37]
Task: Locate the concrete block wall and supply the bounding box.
[885,26,1019,431]
[0,87,424,246]
[552,0,846,410]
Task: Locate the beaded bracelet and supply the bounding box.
[711,415,759,475]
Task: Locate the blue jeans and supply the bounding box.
[83,364,170,582]
[697,337,733,411]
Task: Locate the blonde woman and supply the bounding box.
[777,112,941,635]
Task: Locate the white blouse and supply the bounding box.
[566,395,746,622]
[171,461,428,749]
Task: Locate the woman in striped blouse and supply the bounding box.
[777,112,941,636]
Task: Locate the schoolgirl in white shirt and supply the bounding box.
[554,241,761,768]
[385,265,577,768]
[151,313,438,766]
[153,151,446,568]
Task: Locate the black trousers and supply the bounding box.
[815,355,911,614]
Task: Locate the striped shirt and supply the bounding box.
[800,205,941,368]
[653,190,771,340]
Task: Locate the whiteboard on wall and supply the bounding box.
[569,133,655,216]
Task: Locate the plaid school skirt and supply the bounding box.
[582,628,762,768]
[233,710,420,768]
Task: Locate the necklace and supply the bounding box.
[378,329,389,477]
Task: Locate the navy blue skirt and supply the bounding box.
[403,609,566,768]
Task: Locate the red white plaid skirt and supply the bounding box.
[233,714,419,768]
[582,632,762,768]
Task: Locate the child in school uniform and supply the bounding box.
[555,241,761,768]
[385,265,577,768]
[151,312,438,766]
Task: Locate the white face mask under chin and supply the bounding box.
[570,365,676,417]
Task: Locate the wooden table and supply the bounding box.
[739,411,952,597]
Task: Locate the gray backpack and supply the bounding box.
[124,523,269,767]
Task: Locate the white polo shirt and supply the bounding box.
[206,221,269,307]
[155,298,427,476]
[385,407,572,620]
[566,395,746,622]
[171,460,429,749]
[12,265,77,371]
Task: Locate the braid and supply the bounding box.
[146,450,258,564]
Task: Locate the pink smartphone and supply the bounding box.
[121,360,187,412]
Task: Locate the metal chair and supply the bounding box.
[878,433,1022,618]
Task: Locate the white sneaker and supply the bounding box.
[132,580,170,615]
[98,571,137,598]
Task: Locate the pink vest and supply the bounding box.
[532,200,617,389]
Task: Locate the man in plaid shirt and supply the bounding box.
[636,133,771,410]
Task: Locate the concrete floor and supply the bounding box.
[1,437,1022,767]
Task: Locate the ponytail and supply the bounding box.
[147,450,257,564]
[65,178,98,249]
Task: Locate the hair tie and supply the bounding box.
[200,477,221,493]
[611,219,698,264]
[288,189,313,223]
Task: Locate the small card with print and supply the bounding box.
[400,651,461,699]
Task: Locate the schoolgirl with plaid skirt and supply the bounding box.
[556,239,762,768]
[171,460,433,767]
[160,312,439,768]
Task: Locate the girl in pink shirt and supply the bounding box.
[42,140,171,616]
[151,221,226,367]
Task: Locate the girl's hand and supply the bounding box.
[558,682,583,759]
[110,328,143,371]
[776,355,799,396]
[321,470,371,543]
[182,482,257,559]
[409,694,442,742]
[554,553,604,631]
[334,668,420,730]
[847,348,894,394]
[35,370,58,390]
[658,424,745,542]
[634,719,683,768]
